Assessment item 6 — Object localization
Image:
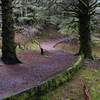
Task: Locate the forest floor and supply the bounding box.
[39,65,100,100]
[0,31,78,99]
[42,41,100,100]
[0,27,100,100]
[13,28,100,100]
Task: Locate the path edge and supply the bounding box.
[3,56,83,100]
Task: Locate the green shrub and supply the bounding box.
[18,17,33,25]
[27,13,34,17]
[13,9,21,15]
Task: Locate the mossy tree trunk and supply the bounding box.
[1,0,21,64]
[77,0,93,59]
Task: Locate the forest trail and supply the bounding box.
[42,37,68,54]
[0,37,78,99]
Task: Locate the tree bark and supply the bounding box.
[1,0,21,64]
[77,0,93,59]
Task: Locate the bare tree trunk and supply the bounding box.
[78,15,93,59]
[77,0,93,59]
[1,0,21,64]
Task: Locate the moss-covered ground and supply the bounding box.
[51,42,100,100]
[39,66,100,100]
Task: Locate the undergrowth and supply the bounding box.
[39,67,100,100]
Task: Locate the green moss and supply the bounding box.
[42,67,100,100]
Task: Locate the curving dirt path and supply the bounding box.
[0,38,78,99]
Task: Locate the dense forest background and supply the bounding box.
[0,0,100,64]
[0,0,100,36]
[13,0,100,36]
[0,1,100,100]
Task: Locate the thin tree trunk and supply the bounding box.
[1,0,21,64]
